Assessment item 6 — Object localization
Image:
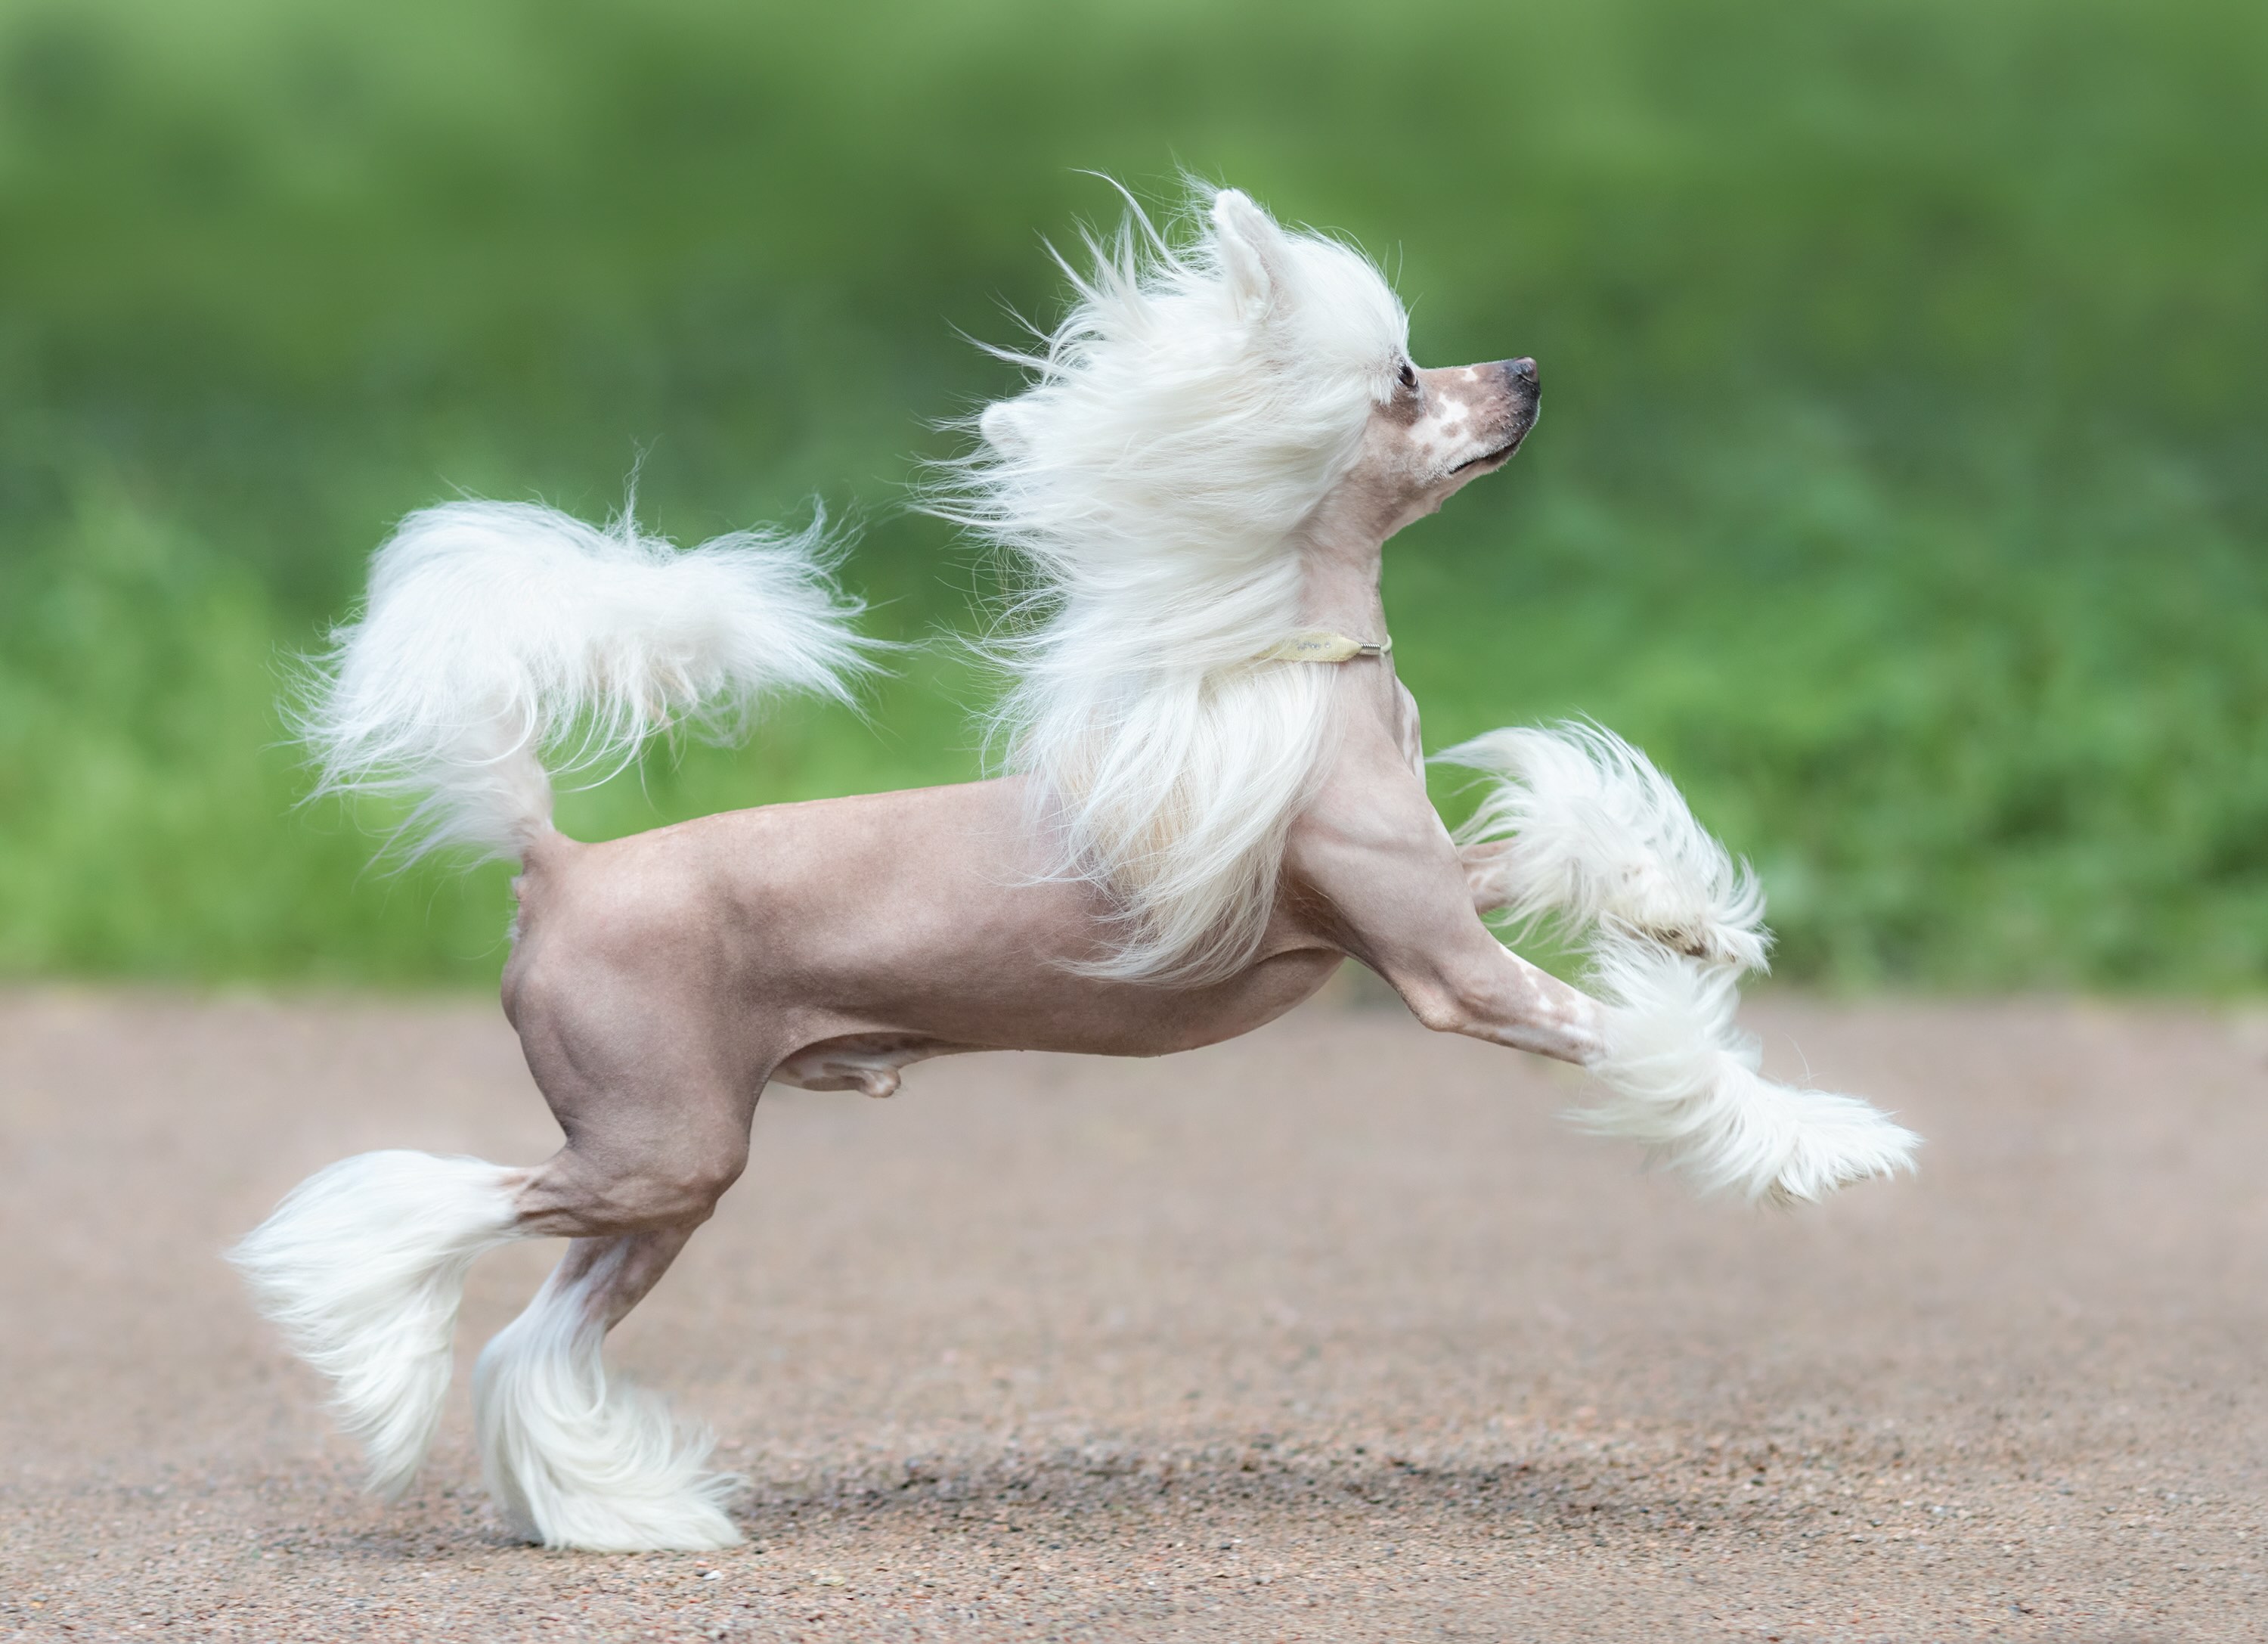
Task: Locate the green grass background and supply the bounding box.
[1,0,2261,989]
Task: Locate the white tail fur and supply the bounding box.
[475,1249,742,1551]
[302,499,877,860]
[1441,722,1917,1202]
[1438,722,1770,972]
[227,1152,522,1497]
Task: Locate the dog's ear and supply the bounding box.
[979,400,1030,458]
[1211,189,1286,317]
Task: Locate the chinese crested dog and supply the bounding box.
[233,186,1917,1552]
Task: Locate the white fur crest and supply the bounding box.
[228,1151,521,1497]
[475,1252,742,1552]
[937,185,1409,984]
[302,499,878,861]
[1439,722,1771,972]
[1583,945,1919,1204]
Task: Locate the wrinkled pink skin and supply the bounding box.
[500,358,1596,1317]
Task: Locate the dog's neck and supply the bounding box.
[1293,503,1393,645]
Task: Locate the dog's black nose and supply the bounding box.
[1506,356,1539,388]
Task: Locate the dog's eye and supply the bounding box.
[1396,361,1418,391]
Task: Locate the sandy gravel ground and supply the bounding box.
[2,986,2265,1642]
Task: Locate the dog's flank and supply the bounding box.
[299,499,876,861]
[234,181,1917,1556]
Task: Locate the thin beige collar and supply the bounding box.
[1258,629,1393,664]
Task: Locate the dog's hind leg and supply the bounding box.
[230,1151,528,1499]
[474,1228,742,1551]
[463,938,770,1552]
[469,1118,751,1552]
[457,1102,753,1552]
[233,940,765,1548]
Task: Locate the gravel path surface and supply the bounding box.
[3,988,2264,1641]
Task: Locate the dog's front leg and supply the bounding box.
[1288,752,1605,1065]
[1287,738,1916,1203]
[1370,885,1606,1066]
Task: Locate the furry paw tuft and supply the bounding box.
[1582,947,1919,1204]
[1438,723,1771,973]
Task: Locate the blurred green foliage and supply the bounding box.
[0,0,2262,989]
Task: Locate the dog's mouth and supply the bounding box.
[1448,402,1538,476]
[1451,425,1528,475]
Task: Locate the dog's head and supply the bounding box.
[1191,188,1541,538]
[958,186,1534,580]
[1351,352,1540,537]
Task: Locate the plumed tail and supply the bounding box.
[299,500,878,861]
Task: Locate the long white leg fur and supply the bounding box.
[1585,945,1917,1204]
[1440,722,1918,1202]
[475,1244,743,1552]
[1439,721,1771,972]
[228,1151,522,1497]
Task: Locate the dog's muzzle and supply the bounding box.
[1452,357,1541,473]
